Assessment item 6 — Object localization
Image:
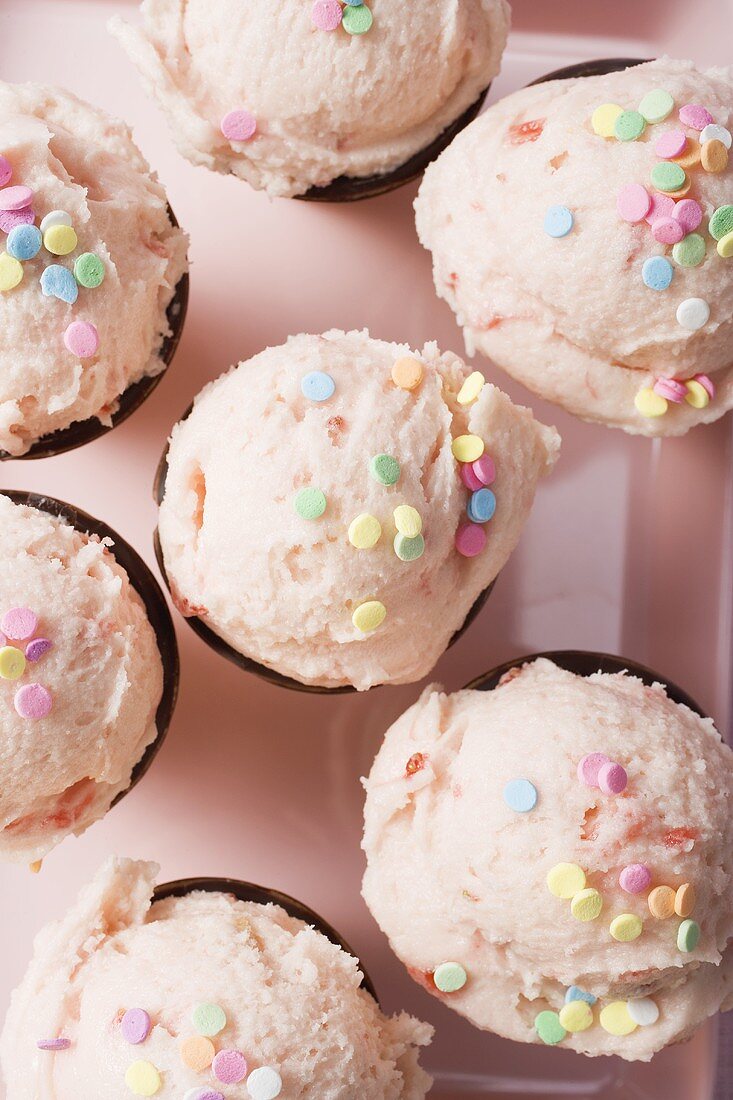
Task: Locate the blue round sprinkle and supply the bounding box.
[343,0,364,5]
[7,224,42,261]
[565,986,597,1006]
[642,256,673,291]
[40,264,78,304]
[544,205,574,238]
[301,370,335,403]
[503,778,537,813]
[467,488,496,524]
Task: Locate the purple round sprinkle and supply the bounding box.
[184,1091,225,1100]
[0,206,35,233]
[598,760,628,795]
[120,1008,151,1045]
[25,638,52,662]
[212,1049,247,1084]
[37,1038,71,1051]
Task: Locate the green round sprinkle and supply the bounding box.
[394,533,425,562]
[192,1002,227,1037]
[651,162,687,193]
[294,488,326,520]
[677,919,701,953]
[433,962,467,993]
[535,1010,567,1045]
[614,110,646,142]
[370,453,400,486]
[73,252,105,289]
[672,233,706,268]
[709,205,733,241]
[342,4,373,34]
[638,89,674,124]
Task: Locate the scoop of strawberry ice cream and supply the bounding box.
[0,81,187,454]
[0,858,433,1099]
[416,58,733,435]
[0,496,164,863]
[362,657,733,1060]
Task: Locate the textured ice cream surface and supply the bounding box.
[0,496,164,863]
[362,658,733,1060]
[110,0,510,198]
[0,82,188,454]
[416,58,733,435]
[0,857,433,1099]
[157,330,559,690]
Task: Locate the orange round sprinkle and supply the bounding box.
[673,138,701,170]
[674,882,696,918]
[701,138,729,173]
[391,356,423,391]
[180,1035,215,1072]
[648,885,676,919]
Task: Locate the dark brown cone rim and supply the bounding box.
[298,84,491,203]
[152,404,496,694]
[152,876,379,1003]
[464,650,706,719]
[1,206,189,461]
[1,489,179,803]
[528,57,651,86]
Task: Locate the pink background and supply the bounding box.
[1,1,732,1096]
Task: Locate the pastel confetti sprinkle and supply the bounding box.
[591,103,623,137]
[502,778,537,813]
[64,320,99,359]
[394,505,422,538]
[685,379,711,408]
[619,864,652,894]
[598,761,627,795]
[191,1003,226,1035]
[460,463,483,491]
[565,986,597,1006]
[648,885,676,919]
[577,752,610,787]
[672,233,706,268]
[180,1035,216,1072]
[534,1010,566,1045]
[558,1000,593,1032]
[642,256,673,291]
[311,0,342,30]
[391,356,423,391]
[672,199,702,233]
[677,298,710,330]
[7,224,42,260]
[454,523,486,557]
[121,1009,151,1045]
[220,110,257,142]
[717,231,733,258]
[301,370,335,402]
[40,210,71,233]
[0,185,33,211]
[41,265,78,304]
[352,600,386,633]
[672,138,701,170]
[701,139,728,173]
[0,156,11,187]
[394,533,425,562]
[472,455,496,486]
[467,488,496,524]
[695,373,715,398]
[651,161,687,193]
[627,998,660,1027]
[638,89,674,124]
[44,224,77,256]
[700,123,732,149]
[457,371,485,405]
[610,913,643,942]
[348,513,382,549]
[615,110,646,142]
[654,129,687,159]
[679,103,714,130]
[0,252,23,292]
[2,607,38,639]
[14,684,53,719]
[645,192,675,224]
[570,888,603,922]
[654,377,687,403]
[369,454,400,485]
[616,183,650,223]
[651,217,684,245]
[675,883,696,918]
[677,919,700,952]
[184,1090,224,1100]
[544,205,574,238]
[0,646,26,680]
[0,207,35,233]
[433,962,467,993]
[546,862,586,899]
[709,205,733,241]
[342,4,373,34]
[451,434,484,463]
[212,1050,248,1084]
[247,1067,283,1100]
[294,488,327,520]
[124,1060,162,1096]
[37,1038,71,1051]
[600,1002,637,1036]
[74,252,105,288]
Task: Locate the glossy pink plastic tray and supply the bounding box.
[1,2,732,1097]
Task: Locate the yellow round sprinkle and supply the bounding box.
[457,371,485,405]
[392,356,423,391]
[634,388,668,418]
[124,1061,161,1096]
[558,1000,593,1033]
[675,883,696,918]
[570,887,603,922]
[43,224,78,256]
[0,252,23,292]
[717,230,733,259]
[546,862,586,899]
[0,645,26,680]
[393,505,422,538]
[179,1035,215,1072]
[352,600,386,633]
[592,103,623,137]
[348,513,382,549]
[685,379,710,409]
[648,885,676,919]
[610,913,643,942]
[451,434,485,463]
[600,1002,638,1037]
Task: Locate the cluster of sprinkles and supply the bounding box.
[0,158,105,360]
[0,607,53,719]
[452,371,498,558]
[311,0,374,36]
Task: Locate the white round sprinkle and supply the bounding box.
[40,209,72,233]
[247,1067,283,1100]
[700,123,732,150]
[627,997,660,1027]
[676,297,711,331]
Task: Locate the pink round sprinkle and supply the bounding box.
[64,321,100,359]
[672,198,703,234]
[0,206,35,233]
[0,157,12,188]
[654,129,687,159]
[472,454,496,486]
[645,192,675,225]
[0,185,33,212]
[311,0,343,29]
[220,109,257,143]
[25,638,52,662]
[598,760,628,795]
[455,523,487,558]
[679,104,714,131]
[616,183,651,223]
[619,863,652,895]
[1,607,38,640]
[14,683,53,720]
[576,753,610,787]
[653,377,687,403]
[651,216,684,245]
[212,1050,247,1085]
[121,1008,151,1045]
[37,1038,71,1051]
[460,463,483,491]
[694,373,715,399]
